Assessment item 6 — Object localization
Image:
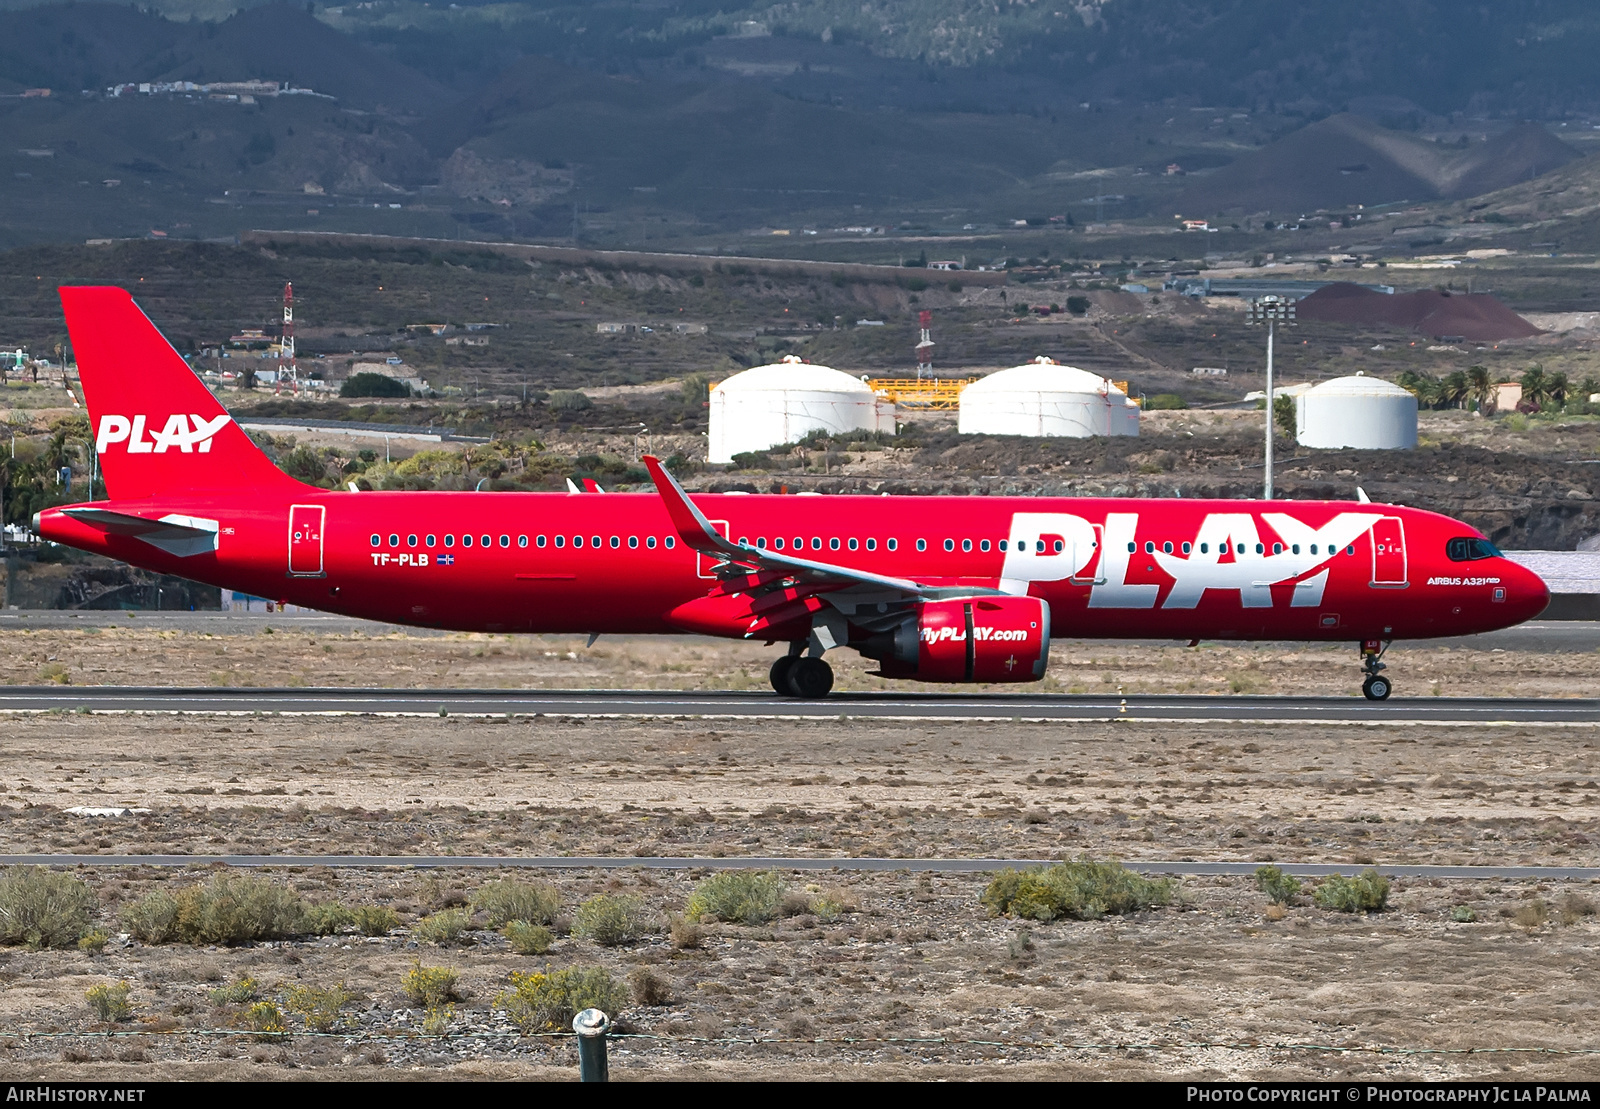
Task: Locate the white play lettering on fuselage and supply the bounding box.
[998,509,1382,609]
[95,414,231,454]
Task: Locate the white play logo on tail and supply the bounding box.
[96,414,232,454]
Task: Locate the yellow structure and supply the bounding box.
[868,377,976,409]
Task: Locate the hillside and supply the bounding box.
[1177,114,1579,216]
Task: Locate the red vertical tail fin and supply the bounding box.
[59,286,303,501]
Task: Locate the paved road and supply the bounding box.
[0,853,1591,879]
[0,685,1596,723]
[3,610,1598,651]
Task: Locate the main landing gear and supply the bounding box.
[1360,639,1392,701]
[770,651,834,699]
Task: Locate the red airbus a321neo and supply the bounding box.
[33,287,1549,700]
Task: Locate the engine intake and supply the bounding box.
[864,595,1050,683]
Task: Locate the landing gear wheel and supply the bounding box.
[786,657,834,699]
[769,656,798,696]
[1362,675,1392,701]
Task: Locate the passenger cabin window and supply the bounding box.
[944,539,955,552]
[500,535,511,548]
[462,535,474,547]
[866,539,877,551]
[916,539,927,552]
[518,536,528,548]
[426,534,437,547]
[980,539,990,552]
[830,538,840,551]
[629,536,639,549]
[407,534,418,547]
[665,537,676,549]
[609,536,619,549]
[1447,537,1501,561]
[646,536,656,549]
[571,536,581,548]
[482,535,492,548]
[389,533,399,547]
[444,534,455,548]
[1181,542,1191,554]
[369,533,380,547]
[773,538,785,550]
[848,538,859,551]
[1163,542,1173,554]
[554,535,565,548]
[887,539,898,552]
[537,535,547,548]
[1272,543,1282,554]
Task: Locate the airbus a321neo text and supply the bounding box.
[34,287,1549,700]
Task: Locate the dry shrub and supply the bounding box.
[981,858,1174,922]
[402,962,460,1007]
[121,875,306,945]
[305,903,354,936]
[414,907,474,946]
[628,967,673,1007]
[668,915,703,950]
[352,905,400,937]
[0,867,97,950]
[243,1001,287,1039]
[498,967,628,1034]
[84,981,132,1022]
[1264,904,1287,922]
[422,1004,455,1037]
[1513,900,1549,931]
[284,983,357,1033]
[686,871,785,925]
[1559,894,1596,926]
[471,879,560,928]
[209,977,259,1005]
[1311,870,1390,914]
[573,894,652,946]
[505,920,553,955]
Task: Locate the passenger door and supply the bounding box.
[1369,516,1408,587]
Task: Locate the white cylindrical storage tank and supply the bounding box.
[1295,373,1417,450]
[958,357,1139,437]
[708,355,893,464]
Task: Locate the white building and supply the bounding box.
[709,356,895,463]
[958,357,1139,438]
[1295,373,1417,450]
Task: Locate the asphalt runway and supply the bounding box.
[0,854,1593,879]
[4,610,1598,651]
[1,685,1597,723]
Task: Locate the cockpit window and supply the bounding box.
[1447,537,1501,562]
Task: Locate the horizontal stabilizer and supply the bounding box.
[61,507,219,558]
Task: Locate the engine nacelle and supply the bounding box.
[865,595,1050,683]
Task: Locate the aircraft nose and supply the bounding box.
[1506,560,1550,622]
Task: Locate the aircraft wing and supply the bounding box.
[641,455,995,605]
[59,507,219,557]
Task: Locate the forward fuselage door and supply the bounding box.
[288,504,326,577]
[1369,516,1408,587]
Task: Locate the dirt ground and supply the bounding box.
[4,622,1599,699]
[0,629,1596,1081]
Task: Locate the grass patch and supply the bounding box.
[498,967,629,1034]
[981,857,1175,922]
[686,870,785,925]
[471,879,560,927]
[0,867,97,950]
[1254,865,1302,905]
[1311,869,1390,913]
[573,894,652,946]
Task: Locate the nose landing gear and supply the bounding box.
[770,646,835,699]
[1360,639,1391,700]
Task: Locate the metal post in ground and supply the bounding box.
[573,1007,611,1082]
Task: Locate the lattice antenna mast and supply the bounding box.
[914,310,934,381]
[278,282,298,396]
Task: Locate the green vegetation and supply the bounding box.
[402,963,461,1008]
[341,372,411,399]
[305,902,355,935]
[572,894,653,946]
[84,981,132,1023]
[283,983,358,1033]
[209,977,260,1004]
[471,879,561,928]
[498,967,629,1034]
[120,874,308,945]
[505,921,554,955]
[981,858,1175,922]
[1449,906,1478,923]
[1312,869,1391,913]
[1145,393,1187,410]
[244,1000,288,1039]
[1254,865,1302,905]
[414,907,474,946]
[352,905,401,937]
[0,867,97,950]
[686,870,786,925]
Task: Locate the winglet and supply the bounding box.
[1356,486,1372,504]
[642,455,737,556]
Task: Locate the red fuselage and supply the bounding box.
[37,490,1549,642]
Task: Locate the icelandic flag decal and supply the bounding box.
[438,554,456,566]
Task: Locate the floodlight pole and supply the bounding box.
[1246,295,1296,501]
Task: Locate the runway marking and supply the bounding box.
[1,854,1594,879]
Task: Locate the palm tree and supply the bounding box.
[1520,365,1549,411]
[1439,370,1468,409]
[1547,371,1570,409]
[1466,365,1492,413]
